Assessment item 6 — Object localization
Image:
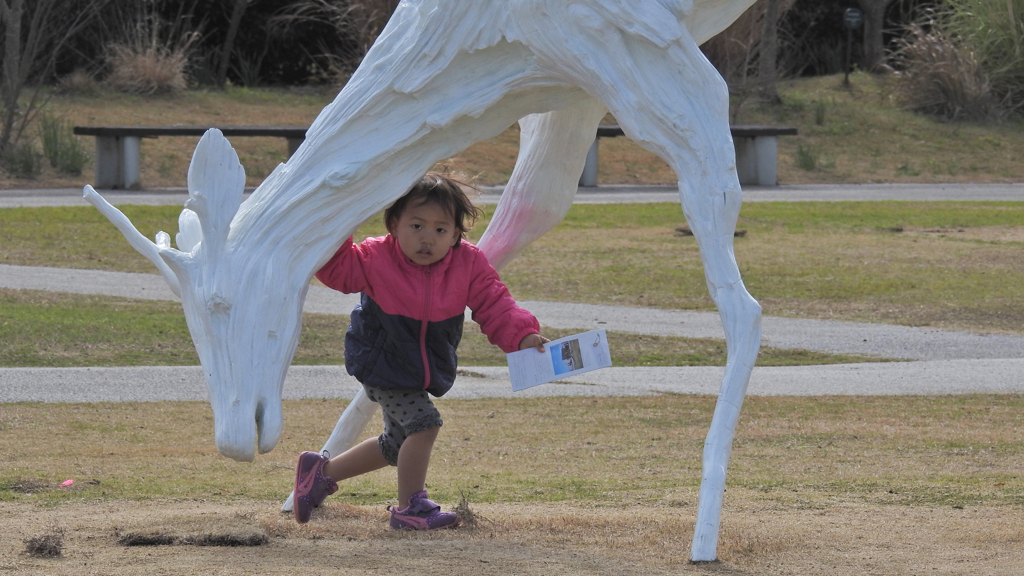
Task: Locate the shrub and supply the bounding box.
[795,143,820,171]
[55,69,102,96]
[39,115,90,176]
[890,22,998,121]
[892,2,1024,120]
[943,0,1024,115]
[3,141,43,179]
[813,100,828,125]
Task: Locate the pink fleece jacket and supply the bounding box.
[316,235,539,354]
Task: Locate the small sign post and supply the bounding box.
[843,7,864,86]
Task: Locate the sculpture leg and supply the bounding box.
[549,30,762,561]
[280,387,378,512]
[477,97,608,270]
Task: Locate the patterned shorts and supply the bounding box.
[362,386,444,466]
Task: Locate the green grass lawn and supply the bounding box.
[3,395,1022,508]
[0,288,878,368]
[499,201,1024,334]
[3,201,1022,367]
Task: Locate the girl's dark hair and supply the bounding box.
[385,173,484,245]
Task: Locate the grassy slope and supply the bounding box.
[730,73,1024,185]
[9,72,1024,190]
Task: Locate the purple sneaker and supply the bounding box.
[293,451,338,524]
[388,490,461,530]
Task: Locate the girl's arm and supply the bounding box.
[467,251,541,353]
[314,236,373,294]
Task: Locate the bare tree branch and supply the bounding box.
[0,0,109,157]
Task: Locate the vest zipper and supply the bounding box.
[420,266,432,390]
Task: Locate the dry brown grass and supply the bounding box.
[20,525,65,558]
[1,499,1023,574]
[3,395,1022,508]
[733,73,1024,184]
[22,89,338,191]
[2,395,1023,573]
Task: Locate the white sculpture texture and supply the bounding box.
[84,0,760,561]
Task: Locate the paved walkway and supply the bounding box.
[2,182,1024,208]
[2,184,1023,401]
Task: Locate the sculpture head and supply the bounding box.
[85,130,312,462]
[170,262,305,462]
[164,130,323,462]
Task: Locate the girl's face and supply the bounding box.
[388,200,460,266]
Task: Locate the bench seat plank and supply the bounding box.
[583,124,798,187]
[74,126,310,189]
[73,126,307,138]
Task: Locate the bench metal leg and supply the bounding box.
[93,136,122,189]
[734,135,778,186]
[93,135,142,189]
[122,136,141,189]
[579,137,599,187]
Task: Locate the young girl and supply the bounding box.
[293,173,548,529]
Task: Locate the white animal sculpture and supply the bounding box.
[85,0,760,561]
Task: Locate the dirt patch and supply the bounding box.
[1,499,1022,575]
[902,225,1024,244]
[116,512,269,547]
[21,525,66,558]
[5,478,51,494]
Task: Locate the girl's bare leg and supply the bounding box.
[396,427,440,506]
[322,437,389,481]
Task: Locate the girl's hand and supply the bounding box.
[519,333,549,352]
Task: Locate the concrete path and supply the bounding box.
[2,182,1024,208]
[2,183,1023,401]
[4,263,1024,362]
[3,262,1023,402]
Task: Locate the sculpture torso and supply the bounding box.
[87,0,760,561]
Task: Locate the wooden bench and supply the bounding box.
[73,126,308,189]
[580,124,798,187]
[76,123,797,190]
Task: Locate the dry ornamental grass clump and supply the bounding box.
[102,13,199,96]
[105,44,191,96]
[891,23,998,121]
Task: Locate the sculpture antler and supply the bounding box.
[82,186,183,298]
[182,129,246,259]
[82,129,247,298]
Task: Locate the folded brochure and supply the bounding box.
[506,329,612,391]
